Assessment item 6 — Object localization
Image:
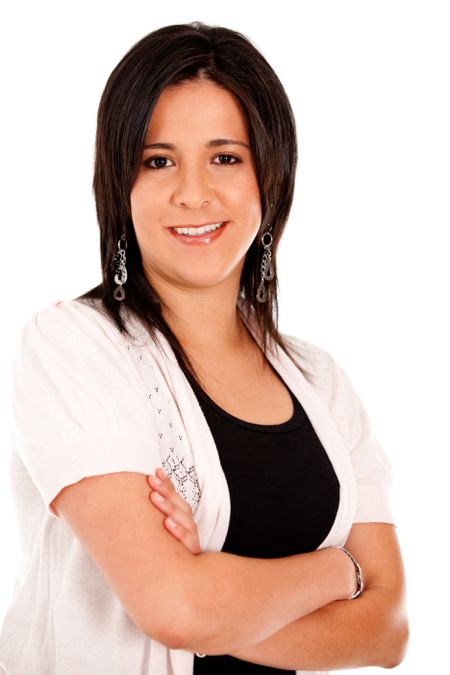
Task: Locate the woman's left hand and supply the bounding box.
[146,468,202,555]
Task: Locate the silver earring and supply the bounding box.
[256,224,274,303]
[113,234,128,301]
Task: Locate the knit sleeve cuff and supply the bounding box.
[354,484,395,525]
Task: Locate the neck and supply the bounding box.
[147,271,251,356]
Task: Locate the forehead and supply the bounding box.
[145,81,249,143]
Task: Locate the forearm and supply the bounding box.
[227,584,408,670]
[182,547,352,654]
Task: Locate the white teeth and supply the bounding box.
[173,222,224,236]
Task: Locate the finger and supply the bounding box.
[156,467,169,482]
[148,489,196,533]
[152,467,172,489]
[147,474,193,516]
[146,473,202,554]
[154,469,182,501]
[146,485,202,554]
[164,516,202,555]
[165,516,185,537]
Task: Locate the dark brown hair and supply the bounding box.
[76,21,305,382]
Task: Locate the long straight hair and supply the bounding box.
[76,21,306,382]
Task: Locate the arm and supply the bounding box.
[52,470,356,652]
[147,477,408,667]
[184,544,355,653]
[145,470,356,654]
[227,523,409,670]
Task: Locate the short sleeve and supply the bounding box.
[11,300,161,518]
[332,357,396,525]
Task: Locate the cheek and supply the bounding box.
[130,182,148,221]
[130,186,161,240]
[220,176,261,224]
[229,171,259,198]
[130,190,154,255]
[240,172,262,213]
[241,183,262,228]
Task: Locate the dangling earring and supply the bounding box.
[113,233,128,301]
[256,224,274,303]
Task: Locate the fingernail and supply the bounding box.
[151,475,162,486]
[167,517,177,528]
[154,492,165,502]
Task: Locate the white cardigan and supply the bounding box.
[0,297,394,675]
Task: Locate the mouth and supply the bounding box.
[168,221,229,246]
[169,221,227,234]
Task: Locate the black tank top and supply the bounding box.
[185,367,340,674]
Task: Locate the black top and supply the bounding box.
[185,367,340,674]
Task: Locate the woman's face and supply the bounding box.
[130,80,262,295]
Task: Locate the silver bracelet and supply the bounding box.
[328,545,364,599]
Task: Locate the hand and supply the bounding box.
[146,468,202,555]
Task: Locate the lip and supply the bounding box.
[168,221,229,246]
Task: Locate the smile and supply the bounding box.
[168,222,229,246]
[172,222,225,236]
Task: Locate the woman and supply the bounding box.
[0,21,408,675]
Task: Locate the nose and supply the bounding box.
[171,162,215,209]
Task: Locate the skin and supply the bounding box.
[131,79,408,667]
[147,468,202,554]
[130,78,263,356]
[146,470,409,669]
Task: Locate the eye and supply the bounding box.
[142,153,242,170]
[213,154,241,166]
[142,156,174,170]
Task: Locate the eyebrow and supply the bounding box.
[143,138,250,150]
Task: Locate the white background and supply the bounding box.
[1,1,449,672]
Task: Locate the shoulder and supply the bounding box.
[15,298,142,369]
[280,332,363,438]
[281,332,345,396]
[20,298,120,344]
[13,298,136,392]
